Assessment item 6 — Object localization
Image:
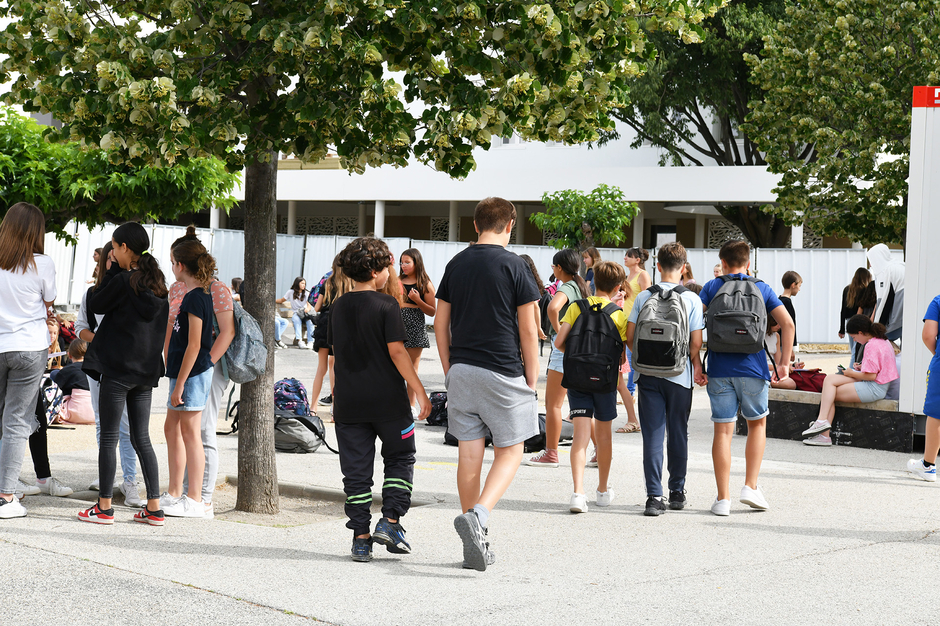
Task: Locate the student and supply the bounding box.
[803,315,898,446]
[399,248,437,416]
[310,258,353,419]
[80,222,169,525]
[839,268,872,364]
[0,203,57,519]
[698,240,793,516]
[329,237,430,562]
[555,260,628,513]
[867,244,905,341]
[779,271,802,362]
[56,340,96,425]
[765,320,796,390]
[626,242,704,516]
[680,262,696,286]
[713,264,722,278]
[612,279,641,434]
[436,197,540,571]
[582,247,601,294]
[277,277,314,349]
[908,294,940,482]
[622,247,652,396]
[519,254,549,342]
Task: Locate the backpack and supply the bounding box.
[632,285,690,378]
[523,413,575,453]
[426,391,448,426]
[37,375,64,425]
[705,275,767,354]
[790,369,827,393]
[561,300,625,394]
[274,411,323,453]
[274,378,312,416]
[538,291,554,339]
[223,302,267,384]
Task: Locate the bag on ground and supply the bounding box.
[225,302,267,384]
[704,275,767,354]
[561,300,625,394]
[38,375,64,424]
[274,410,322,453]
[274,378,311,416]
[632,285,690,378]
[426,391,448,426]
[523,413,574,453]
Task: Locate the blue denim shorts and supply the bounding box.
[547,339,564,374]
[167,367,214,411]
[707,376,769,423]
[853,380,889,404]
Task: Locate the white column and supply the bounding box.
[694,215,706,249]
[791,223,804,249]
[358,202,367,237]
[448,200,459,242]
[374,200,385,239]
[209,206,220,230]
[852,241,864,250]
[287,201,297,235]
[515,204,525,244]
[632,212,644,248]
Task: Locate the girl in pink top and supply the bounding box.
[802,315,898,445]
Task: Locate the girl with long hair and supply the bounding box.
[840,268,872,362]
[399,248,437,415]
[277,277,314,348]
[582,247,601,295]
[681,262,695,286]
[519,254,549,342]
[310,256,354,417]
[622,247,652,396]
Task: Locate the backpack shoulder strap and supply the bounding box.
[601,302,622,316]
[672,285,689,295]
[647,285,663,295]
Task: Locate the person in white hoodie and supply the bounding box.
[867,244,905,342]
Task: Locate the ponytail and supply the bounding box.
[553,249,590,299]
[173,239,217,292]
[845,314,887,340]
[132,252,169,298]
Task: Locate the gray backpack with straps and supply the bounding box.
[224,302,268,384]
[705,275,767,354]
[632,285,690,378]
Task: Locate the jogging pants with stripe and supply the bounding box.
[335,416,416,536]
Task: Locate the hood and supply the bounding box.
[867,244,893,276]
[131,283,170,322]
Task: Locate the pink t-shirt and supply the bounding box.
[860,337,898,385]
[169,280,234,319]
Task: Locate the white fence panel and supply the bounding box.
[66,222,115,304]
[409,240,466,290]
[275,234,305,296]
[44,223,78,306]
[211,229,246,289]
[506,244,557,286]
[302,236,338,286]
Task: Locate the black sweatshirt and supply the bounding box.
[82,264,169,387]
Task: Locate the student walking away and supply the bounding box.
[582,247,601,294]
[399,248,437,417]
[309,257,353,419]
[622,247,652,396]
[908,294,940,482]
[436,197,541,571]
[554,260,628,514]
[867,244,905,342]
[277,277,315,349]
[0,203,57,519]
[626,242,704,516]
[699,240,794,516]
[523,248,589,468]
[166,228,235,518]
[802,315,898,446]
[839,269,872,364]
[80,222,170,526]
[76,241,141,499]
[778,271,803,363]
[519,255,550,343]
[329,237,430,562]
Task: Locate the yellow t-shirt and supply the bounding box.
[560,296,629,341]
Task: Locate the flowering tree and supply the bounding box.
[533,184,638,250]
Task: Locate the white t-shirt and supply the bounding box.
[0,254,57,353]
[283,289,308,314]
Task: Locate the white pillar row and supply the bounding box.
[209,206,221,230]
[694,215,706,249]
[632,211,645,249]
[374,200,385,239]
[287,200,297,235]
[515,204,525,244]
[448,200,459,242]
[790,223,804,249]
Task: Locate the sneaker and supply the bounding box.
[802,419,831,437]
[586,448,598,468]
[298,340,309,350]
[159,492,182,509]
[16,481,40,496]
[38,477,73,497]
[203,502,215,519]
[164,496,205,518]
[482,542,496,567]
[596,488,615,507]
[711,498,731,516]
[523,449,559,468]
[907,459,938,482]
[803,433,832,446]
[740,485,769,510]
[644,496,666,517]
[569,492,588,513]
[454,510,489,571]
[89,478,100,491]
[134,507,165,526]
[668,490,687,511]
[78,502,114,524]
[351,537,373,562]
[319,394,333,406]
[372,517,412,554]
[307,342,316,350]
[411,405,420,420]
[0,496,27,519]
[120,480,143,508]
[274,340,287,350]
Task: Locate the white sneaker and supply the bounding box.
[569,493,588,513]
[596,488,615,507]
[907,459,938,482]
[0,496,27,519]
[88,478,100,491]
[159,492,182,509]
[298,341,309,350]
[803,433,832,446]
[38,477,73,497]
[120,480,144,507]
[203,502,215,519]
[740,485,769,510]
[802,419,831,437]
[164,496,205,518]
[710,498,731,516]
[16,480,40,496]
[586,447,598,468]
[307,342,315,350]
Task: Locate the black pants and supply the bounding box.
[98,377,160,500]
[335,417,416,536]
[29,392,50,480]
[637,376,693,497]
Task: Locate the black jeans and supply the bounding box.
[98,376,159,500]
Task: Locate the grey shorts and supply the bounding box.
[445,363,540,448]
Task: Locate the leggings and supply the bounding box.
[97,376,160,500]
[28,393,51,480]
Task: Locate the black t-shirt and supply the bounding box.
[166,288,214,379]
[55,361,90,395]
[436,244,540,377]
[328,291,410,423]
[779,296,797,346]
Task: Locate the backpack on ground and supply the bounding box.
[561,300,625,394]
[705,275,767,354]
[523,413,574,453]
[632,285,690,378]
[274,378,312,416]
[273,378,338,453]
[426,391,448,427]
[38,375,64,425]
[223,302,267,384]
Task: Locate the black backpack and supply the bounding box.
[538,291,554,338]
[705,275,767,354]
[426,391,448,427]
[561,300,625,394]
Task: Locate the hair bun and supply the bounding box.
[186,225,197,237]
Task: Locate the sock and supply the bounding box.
[924,459,935,468]
[36,478,48,484]
[472,504,490,529]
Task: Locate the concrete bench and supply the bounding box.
[734,389,914,452]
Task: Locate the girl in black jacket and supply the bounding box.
[79,223,169,526]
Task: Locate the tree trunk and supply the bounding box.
[235,153,279,514]
[717,204,791,248]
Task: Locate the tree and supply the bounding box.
[744,0,940,246]
[600,0,800,248]
[0,106,237,239]
[532,184,638,250]
[0,0,724,512]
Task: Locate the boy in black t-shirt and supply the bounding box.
[329,237,430,562]
[435,197,540,571]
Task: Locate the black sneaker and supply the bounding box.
[319,394,332,406]
[372,517,411,554]
[644,496,666,517]
[351,536,373,562]
[668,490,687,510]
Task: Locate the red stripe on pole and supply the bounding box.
[913,86,940,107]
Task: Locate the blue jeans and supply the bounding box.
[275,316,288,341]
[624,345,636,394]
[637,376,692,497]
[88,375,137,484]
[292,312,314,344]
[707,377,770,423]
[0,350,46,495]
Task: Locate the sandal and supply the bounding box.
[616,422,641,433]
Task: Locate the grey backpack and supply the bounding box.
[705,275,767,354]
[224,302,267,384]
[274,412,322,453]
[632,285,690,378]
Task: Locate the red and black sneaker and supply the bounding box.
[78,502,114,525]
[134,507,165,526]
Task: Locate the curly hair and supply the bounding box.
[172,239,217,292]
[337,237,392,283]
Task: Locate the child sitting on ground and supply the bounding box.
[55,339,95,424]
